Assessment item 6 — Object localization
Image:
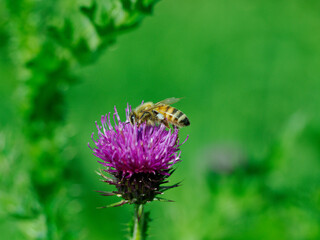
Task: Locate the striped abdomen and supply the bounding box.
[156,105,190,127]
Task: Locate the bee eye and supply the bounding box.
[130,114,135,124]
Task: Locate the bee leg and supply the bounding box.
[147,119,155,126]
[137,112,152,128]
[141,112,151,122]
[161,119,170,128]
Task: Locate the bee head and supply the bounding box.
[129,112,137,125]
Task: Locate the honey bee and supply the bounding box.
[129,97,190,128]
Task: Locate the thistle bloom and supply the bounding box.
[89,105,187,206]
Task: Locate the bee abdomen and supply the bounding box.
[158,105,190,127]
[166,107,190,127]
[175,111,190,127]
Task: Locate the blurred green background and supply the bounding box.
[1,0,320,239]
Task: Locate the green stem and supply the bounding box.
[131,204,145,240]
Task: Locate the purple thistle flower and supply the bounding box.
[89,105,188,206]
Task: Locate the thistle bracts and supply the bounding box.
[96,170,180,206]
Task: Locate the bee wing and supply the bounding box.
[154,97,182,107]
[142,98,182,112]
